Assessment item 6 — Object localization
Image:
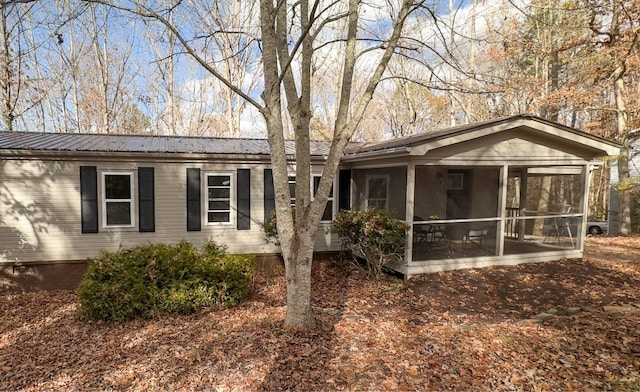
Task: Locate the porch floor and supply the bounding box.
[412,237,576,262]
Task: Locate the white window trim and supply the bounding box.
[205,172,234,226]
[101,171,135,228]
[365,174,389,210]
[312,174,336,222]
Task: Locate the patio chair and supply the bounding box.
[543,205,575,248]
[462,226,489,254]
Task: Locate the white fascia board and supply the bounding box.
[526,120,620,156]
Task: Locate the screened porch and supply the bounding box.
[352,164,588,268]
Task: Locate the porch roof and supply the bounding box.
[344,114,621,160]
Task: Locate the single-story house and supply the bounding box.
[608,138,640,234]
[0,114,620,291]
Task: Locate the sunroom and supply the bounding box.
[342,115,620,278]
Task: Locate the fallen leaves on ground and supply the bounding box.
[1,236,639,391]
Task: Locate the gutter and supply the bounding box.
[0,149,329,164]
[340,146,410,162]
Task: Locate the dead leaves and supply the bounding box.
[1,240,640,391]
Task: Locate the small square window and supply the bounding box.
[366,175,388,210]
[447,173,464,190]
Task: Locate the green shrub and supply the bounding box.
[77,241,255,322]
[260,209,297,249]
[260,209,280,247]
[331,208,409,278]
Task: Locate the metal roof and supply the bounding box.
[0,132,332,157]
[0,115,620,160]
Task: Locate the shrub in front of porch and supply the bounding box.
[332,208,409,278]
[77,241,255,322]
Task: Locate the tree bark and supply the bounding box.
[0,5,14,131]
[613,64,631,235]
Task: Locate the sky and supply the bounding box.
[5,0,524,137]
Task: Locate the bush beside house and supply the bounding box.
[332,208,409,278]
[77,241,255,322]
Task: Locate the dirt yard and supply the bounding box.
[1,236,639,391]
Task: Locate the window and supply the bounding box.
[366,175,388,210]
[313,175,334,221]
[206,174,232,224]
[447,172,464,190]
[102,172,134,227]
[288,176,296,207]
[285,174,334,221]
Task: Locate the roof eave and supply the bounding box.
[0,149,329,162]
[341,147,410,162]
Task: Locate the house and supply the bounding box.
[342,115,619,277]
[608,138,640,234]
[0,114,620,291]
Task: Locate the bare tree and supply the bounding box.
[586,0,640,234]
[85,0,423,329]
[194,1,260,137]
[0,0,40,131]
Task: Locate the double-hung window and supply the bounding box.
[287,174,334,221]
[366,175,389,210]
[206,173,232,224]
[102,172,134,227]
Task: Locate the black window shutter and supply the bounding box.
[186,168,201,231]
[80,166,98,233]
[338,169,352,210]
[138,167,155,232]
[237,169,251,230]
[264,169,275,221]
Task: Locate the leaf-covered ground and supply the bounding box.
[1,237,640,391]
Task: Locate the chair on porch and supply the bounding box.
[462,226,490,255]
[543,205,575,247]
[412,216,447,254]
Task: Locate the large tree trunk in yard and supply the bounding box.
[283,232,316,329]
[613,66,631,235]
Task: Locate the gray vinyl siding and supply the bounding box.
[610,139,640,184]
[1,156,340,264]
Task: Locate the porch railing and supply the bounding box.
[505,207,520,240]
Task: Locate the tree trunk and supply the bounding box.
[0,6,13,131]
[613,64,631,235]
[283,231,316,329]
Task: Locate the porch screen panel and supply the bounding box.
[353,167,407,220]
[503,166,585,254]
